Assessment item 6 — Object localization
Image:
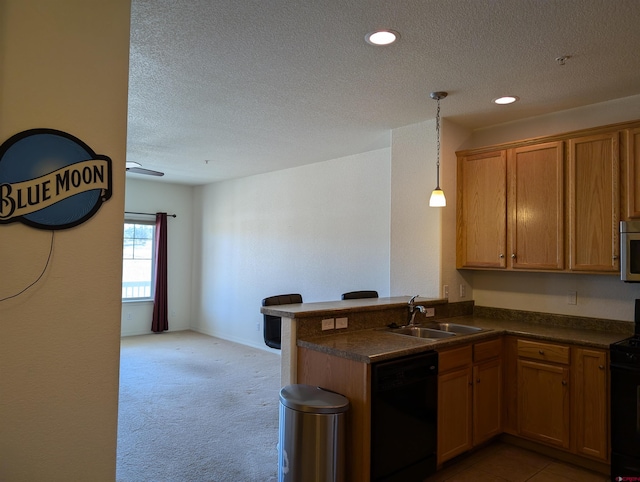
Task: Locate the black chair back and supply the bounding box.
[341,290,379,300]
[261,293,303,349]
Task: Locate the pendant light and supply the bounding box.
[428,91,447,207]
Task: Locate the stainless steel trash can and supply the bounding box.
[278,384,349,482]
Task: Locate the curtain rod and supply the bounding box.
[125,211,177,218]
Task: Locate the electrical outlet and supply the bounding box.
[459,284,466,298]
[322,318,335,330]
[335,317,348,329]
[567,291,577,305]
[443,285,449,298]
[126,312,132,321]
[425,307,435,317]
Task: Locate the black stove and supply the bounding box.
[610,301,640,480]
[611,334,640,353]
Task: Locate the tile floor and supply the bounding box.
[424,442,609,482]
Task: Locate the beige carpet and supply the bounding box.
[116,331,280,482]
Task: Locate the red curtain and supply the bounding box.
[151,212,168,333]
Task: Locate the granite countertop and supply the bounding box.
[297,315,630,364]
[261,296,446,318]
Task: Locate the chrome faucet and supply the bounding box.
[408,295,426,326]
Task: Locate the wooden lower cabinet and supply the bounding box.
[517,359,571,449]
[514,339,609,464]
[438,338,502,465]
[298,335,610,480]
[473,357,502,445]
[573,347,609,462]
[517,339,571,449]
[437,362,473,463]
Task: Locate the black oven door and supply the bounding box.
[611,361,640,477]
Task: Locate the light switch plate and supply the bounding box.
[335,317,348,329]
[322,318,335,330]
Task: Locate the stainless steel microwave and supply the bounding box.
[621,221,640,282]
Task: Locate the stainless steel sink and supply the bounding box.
[435,323,483,334]
[387,322,486,339]
[389,326,456,339]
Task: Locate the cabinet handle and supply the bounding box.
[562,380,567,386]
[499,253,505,259]
[511,253,516,259]
[613,255,619,260]
[539,350,545,355]
[477,378,481,383]
[599,365,605,370]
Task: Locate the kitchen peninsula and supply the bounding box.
[262,296,631,482]
[260,296,450,385]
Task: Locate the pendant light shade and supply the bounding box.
[429,188,446,207]
[428,91,447,207]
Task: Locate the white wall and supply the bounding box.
[440,119,474,303]
[122,178,194,336]
[130,95,640,353]
[462,94,640,150]
[390,120,444,298]
[443,94,640,322]
[0,1,130,480]
[191,149,391,349]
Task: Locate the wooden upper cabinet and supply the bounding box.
[625,127,640,219]
[568,133,619,272]
[456,119,638,274]
[509,142,564,270]
[456,150,507,268]
[456,142,564,271]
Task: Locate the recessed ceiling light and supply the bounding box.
[493,96,519,105]
[365,29,400,46]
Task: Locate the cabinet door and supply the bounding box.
[457,150,507,268]
[502,336,519,435]
[517,359,570,449]
[437,367,473,464]
[568,133,620,271]
[625,127,640,219]
[509,142,564,270]
[572,348,608,461]
[473,358,502,446]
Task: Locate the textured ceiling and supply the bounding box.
[127,0,640,185]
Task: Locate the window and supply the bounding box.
[122,221,155,300]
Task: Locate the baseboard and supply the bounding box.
[499,434,610,476]
[121,328,190,337]
[190,327,282,354]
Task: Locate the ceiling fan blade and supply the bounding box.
[126,167,164,176]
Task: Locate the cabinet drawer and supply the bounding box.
[517,339,570,365]
[474,337,502,363]
[439,344,472,373]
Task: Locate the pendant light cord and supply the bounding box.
[435,97,441,189]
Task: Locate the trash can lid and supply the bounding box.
[279,384,349,414]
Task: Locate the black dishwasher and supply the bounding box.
[371,351,438,482]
